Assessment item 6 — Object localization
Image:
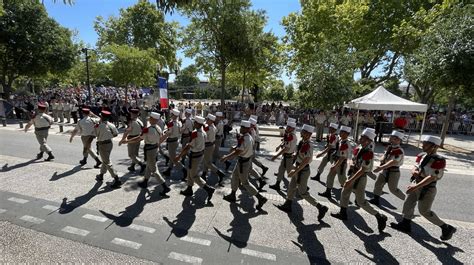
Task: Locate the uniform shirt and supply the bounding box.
[51,102,58,110]
[336,138,350,159]
[129,119,144,136]
[328,115,338,124]
[142,124,162,145]
[283,131,297,154]
[57,103,64,111]
[327,133,338,149]
[95,121,118,141]
[182,118,193,135]
[352,146,374,173]
[33,113,53,128]
[415,152,446,180]
[216,121,224,136]
[315,114,326,125]
[77,116,99,136]
[63,103,71,111]
[382,144,404,167]
[340,116,350,126]
[189,128,206,152]
[204,124,216,143]
[237,133,254,158]
[295,140,313,164]
[166,119,182,138]
[157,118,165,131]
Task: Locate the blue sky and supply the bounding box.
[44,0,301,83]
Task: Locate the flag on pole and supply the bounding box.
[158,77,168,109]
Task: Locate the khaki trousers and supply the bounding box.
[81,135,98,160]
[166,140,182,170]
[127,142,142,165]
[98,142,117,177]
[340,174,379,216]
[325,160,347,189]
[287,168,319,207]
[317,154,333,174]
[35,129,52,153]
[213,136,223,162]
[186,154,205,187]
[276,155,294,182]
[315,124,324,140]
[373,170,406,200]
[203,144,219,174]
[143,147,165,184]
[231,159,258,196]
[402,184,444,226]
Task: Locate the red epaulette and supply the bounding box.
[94,124,99,128]
[142,127,149,134]
[167,121,173,128]
[362,150,374,161]
[300,142,310,153]
[329,134,337,143]
[390,148,403,156]
[204,125,209,132]
[352,147,359,156]
[284,134,293,142]
[340,143,349,151]
[191,131,198,139]
[431,159,446,169]
[416,153,424,163]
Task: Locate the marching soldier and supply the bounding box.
[119,108,146,173]
[201,114,226,186]
[181,109,194,148]
[311,123,339,181]
[275,124,329,220]
[314,110,326,142]
[24,103,55,161]
[369,130,406,205]
[249,115,269,177]
[365,127,378,180]
[162,109,184,178]
[221,120,268,211]
[213,112,229,170]
[69,108,102,168]
[175,116,216,204]
[391,136,456,241]
[269,121,298,190]
[95,110,121,189]
[318,125,351,198]
[120,112,171,195]
[331,128,388,234]
[248,117,267,190]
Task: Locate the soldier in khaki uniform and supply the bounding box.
[175,116,215,204]
[24,103,55,161]
[369,130,406,205]
[249,115,269,177]
[318,125,351,198]
[221,120,268,211]
[162,109,184,177]
[69,108,102,167]
[269,121,298,190]
[121,112,171,195]
[201,114,226,186]
[275,124,329,221]
[120,108,145,173]
[95,110,121,189]
[314,110,326,142]
[51,99,59,122]
[311,123,339,181]
[331,129,388,234]
[213,112,226,166]
[391,135,456,241]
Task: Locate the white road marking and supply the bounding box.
[8,197,29,204]
[0,209,6,214]
[180,235,211,246]
[20,215,44,224]
[42,205,59,211]
[111,238,142,250]
[61,226,90,236]
[82,214,107,222]
[128,224,156,234]
[168,252,203,265]
[241,248,277,261]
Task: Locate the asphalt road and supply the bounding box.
[0,127,472,264]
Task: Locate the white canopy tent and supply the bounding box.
[344,86,428,145]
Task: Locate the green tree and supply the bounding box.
[284,84,295,101]
[263,79,285,101]
[94,0,178,67]
[174,64,199,87]
[0,0,76,97]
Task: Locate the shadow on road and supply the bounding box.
[59,181,114,214]
[1,159,41,172]
[50,165,91,181]
[163,194,206,239]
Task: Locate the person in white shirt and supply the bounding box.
[24,103,54,161]
[69,108,102,168]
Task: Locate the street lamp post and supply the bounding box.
[81,48,91,103]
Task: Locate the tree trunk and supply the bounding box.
[440,90,455,148]
[241,69,246,103]
[220,64,226,108]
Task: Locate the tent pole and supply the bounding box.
[418,111,427,148]
[354,109,360,140]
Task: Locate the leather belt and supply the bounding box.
[35,126,50,131]
[97,139,112,145]
[167,137,178,143]
[189,151,204,158]
[205,142,215,147]
[144,143,158,151]
[216,135,223,139]
[127,134,139,139]
[238,157,251,163]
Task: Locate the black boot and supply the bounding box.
[110,177,122,189]
[310,172,321,181]
[318,188,332,198]
[269,181,281,191]
[163,167,171,177]
[160,183,171,196]
[256,193,268,210]
[261,166,269,177]
[331,207,348,220]
[376,213,388,233]
[275,199,292,213]
[217,170,226,187]
[36,152,44,159]
[200,170,208,181]
[440,224,456,241]
[138,178,148,189]
[181,168,188,182]
[223,191,236,203]
[224,161,231,171]
[79,158,87,165]
[94,159,102,169]
[390,218,412,233]
[317,204,329,221]
[369,195,380,206]
[139,163,146,174]
[95,174,104,182]
[204,185,215,202]
[257,178,266,191]
[180,186,193,196]
[45,152,55,161]
[127,163,136,172]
